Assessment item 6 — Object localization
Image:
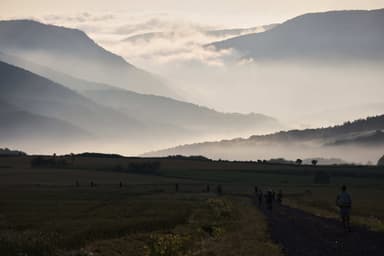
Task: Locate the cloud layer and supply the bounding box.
[3,11,384,131]
[28,12,269,67]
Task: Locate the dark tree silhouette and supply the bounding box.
[296,159,303,165]
[378,155,384,166]
[312,160,318,166]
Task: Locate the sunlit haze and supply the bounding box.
[0,0,383,162]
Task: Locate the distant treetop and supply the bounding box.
[378,155,384,166]
[0,148,27,156]
[71,152,124,158]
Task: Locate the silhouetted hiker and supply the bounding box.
[266,190,273,211]
[336,185,352,232]
[217,184,222,195]
[90,181,94,187]
[258,190,263,207]
[206,184,210,193]
[175,183,179,192]
[254,186,258,193]
[119,181,123,188]
[277,190,283,205]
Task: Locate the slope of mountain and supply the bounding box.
[146,115,384,163]
[212,9,384,61]
[0,51,114,92]
[0,52,282,138]
[0,61,145,138]
[0,19,176,97]
[330,130,384,146]
[83,88,281,135]
[0,100,90,143]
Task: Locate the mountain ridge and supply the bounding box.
[0,52,281,139]
[211,9,384,61]
[0,19,177,97]
[145,115,384,162]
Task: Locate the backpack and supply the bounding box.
[337,192,351,207]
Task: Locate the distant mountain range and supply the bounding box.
[0,18,284,153]
[1,10,383,159]
[212,9,384,61]
[0,61,144,137]
[0,60,281,150]
[0,51,279,135]
[0,99,89,145]
[145,115,384,163]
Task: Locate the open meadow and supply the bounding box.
[0,155,383,255]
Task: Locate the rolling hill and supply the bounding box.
[145,115,384,163]
[212,9,384,61]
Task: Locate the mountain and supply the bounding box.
[0,52,281,139]
[0,51,115,92]
[0,100,90,145]
[0,19,176,97]
[212,9,384,61]
[330,130,384,146]
[146,115,384,163]
[83,88,280,135]
[0,61,145,138]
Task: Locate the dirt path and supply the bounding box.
[260,203,384,256]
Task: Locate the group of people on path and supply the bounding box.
[255,185,352,232]
[255,187,283,211]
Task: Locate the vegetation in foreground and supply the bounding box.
[0,185,281,256]
[0,154,384,255]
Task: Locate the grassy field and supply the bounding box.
[0,155,383,254]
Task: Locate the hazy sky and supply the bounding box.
[2,0,384,26]
[1,0,383,129]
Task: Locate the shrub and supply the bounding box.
[313,171,331,184]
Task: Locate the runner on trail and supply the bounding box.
[266,190,273,211]
[258,190,263,207]
[277,190,283,205]
[336,185,352,232]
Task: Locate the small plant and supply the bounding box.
[146,233,190,256]
[207,198,233,219]
[0,230,59,256]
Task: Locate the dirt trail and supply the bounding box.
[260,203,384,256]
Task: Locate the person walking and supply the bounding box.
[336,185,352,232]
[266,190,273,211]
[258,190,263,207]
[277,190,283,205]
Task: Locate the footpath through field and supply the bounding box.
[260,203,384,256]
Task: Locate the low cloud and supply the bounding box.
[43,12,115,23]
[8,12,268,67]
